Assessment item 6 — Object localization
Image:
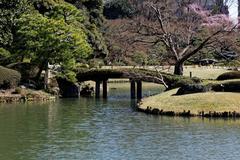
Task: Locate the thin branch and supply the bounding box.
[180,29,223,63]
[154,66,168,89]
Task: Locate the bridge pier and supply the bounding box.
[137,81,142,100]
[130,80,142,100]
[95,80,108,99]
[95,79,142,100]
[103,80,108,99]
[130,80,136,99]
[95,81,101,98]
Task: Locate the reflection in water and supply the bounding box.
[0,83,240,160]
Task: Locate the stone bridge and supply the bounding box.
[76,68,199,99]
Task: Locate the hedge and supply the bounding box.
[217,71,240,80]
[0,66,21,89]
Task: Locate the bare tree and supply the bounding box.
[126,0,237,75]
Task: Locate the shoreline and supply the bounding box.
[0,89,56,103]
[137,106,240,118]
[138,88,240,118]
[0,95,56,103]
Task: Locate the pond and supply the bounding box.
[0,83,240,160]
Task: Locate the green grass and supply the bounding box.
[159,65,230,79]
[102,65,230,80]
[181,67,230,79]
[140,89,240,115]
[139,66,240,116]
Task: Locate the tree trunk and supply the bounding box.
[174,62,184,75]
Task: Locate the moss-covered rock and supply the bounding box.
[0,66,21,89]
[217,71,240,80]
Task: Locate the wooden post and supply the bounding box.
[103,80,108,99]
[95,81,101,98]
[130,80,136,99]
[190,72,192,78]
[137,81,142,100]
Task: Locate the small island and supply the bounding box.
[139,69,240,118]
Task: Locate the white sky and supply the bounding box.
[228,0,238,22]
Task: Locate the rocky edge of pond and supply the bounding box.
[137,106,240,118]
[0,88,56,103]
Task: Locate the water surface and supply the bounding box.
[0,83,240,160]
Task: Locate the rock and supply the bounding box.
[48,87,60,95]
[80,84,94,97]
[151,108,160,115]
[56,77,80,98]
[20,85,26,89]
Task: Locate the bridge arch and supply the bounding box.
[76,68,200,99]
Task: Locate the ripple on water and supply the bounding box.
[0,84,240,160]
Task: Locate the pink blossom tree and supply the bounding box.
[128,0,238,75]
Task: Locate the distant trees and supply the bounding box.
[105,0,237,75]
[104,0,136,19]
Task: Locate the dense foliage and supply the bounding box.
[0,0,108,83]
[103,0,136,19]
[0,0,29,47]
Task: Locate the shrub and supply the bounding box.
[175,84,212,95]
[217,71,240,80]
[212,81,240,92]
[0,66,21,89]
[7,62,39,81]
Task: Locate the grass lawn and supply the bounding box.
[102,65,231,79]
[181,67,231,79]
[140,88,240,115]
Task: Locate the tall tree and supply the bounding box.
[0,0,29,48]
[15,12,92,81]
[35,0,108,58]
[122,0,235,75]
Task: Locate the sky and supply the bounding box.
[228,0,238,22]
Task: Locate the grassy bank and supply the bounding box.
[139,88,240,116]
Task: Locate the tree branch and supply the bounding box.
[179,29,223,63]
